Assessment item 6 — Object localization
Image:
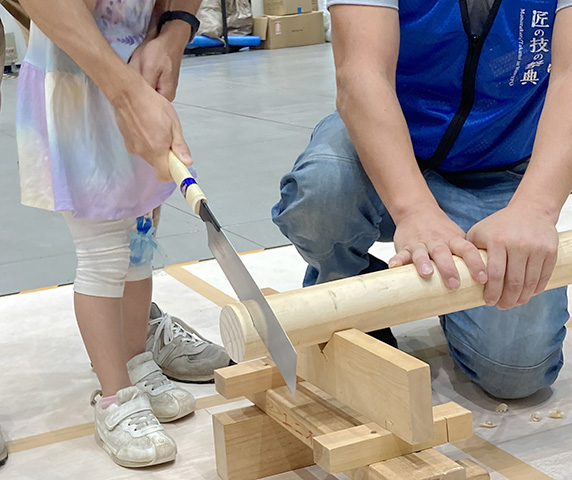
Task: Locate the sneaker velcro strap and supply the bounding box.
[105,397,152,430]
[129,360,163,384]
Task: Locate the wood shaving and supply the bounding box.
[479,420,497,428]
[549,409,565,419]
[530,412,542,422]
[496,403,509,414]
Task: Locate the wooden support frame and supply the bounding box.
[213,362,480,480]
[250,382,472,474]
[217,328,434,444]
[212,278,489,480]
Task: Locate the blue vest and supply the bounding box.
[397,0,558,172]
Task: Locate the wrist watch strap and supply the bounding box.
[157,10,201,41]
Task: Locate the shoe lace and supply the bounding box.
[126,410,159,432]
[141,368,172,393]
[149,311,209,352]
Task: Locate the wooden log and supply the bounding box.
[212,405,314,480]
[220,230,572,362]
[299,329,433,444]
[313,402,470,474]
[251,382,472,474]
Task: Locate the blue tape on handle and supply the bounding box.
[180,177,197,197]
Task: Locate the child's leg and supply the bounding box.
[75,294,129,396]
[63,212,134,396]
[122,278,152,362]
[122,207,159,361]
[122,208,196,422]
[63,212,180,468]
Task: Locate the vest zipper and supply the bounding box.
[423,0,503,170]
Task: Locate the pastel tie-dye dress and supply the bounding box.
[16,0,175,219]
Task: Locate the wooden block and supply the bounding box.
[215,358,285,399]
[457,459,490,480]
[312,404,450,473]
[301,329,434,444]
[364,449,467,480]
[213,405,314,480]
[436,402,473,442]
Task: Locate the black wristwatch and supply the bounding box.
[157,11,201,41]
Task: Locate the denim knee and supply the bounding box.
[273,154,385,256]
[447,331,564,399]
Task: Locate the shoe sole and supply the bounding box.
[162,369,215,384]
[161,359,235,384]
[0,446,7,467]
[94,430,175,468]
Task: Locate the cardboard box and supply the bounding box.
[311,0,319,10]
[253,12,325,49]
[263,0,313,16]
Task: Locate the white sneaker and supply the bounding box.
[91,386,177,468]
[0,428,7,467]
[127,352,196,422]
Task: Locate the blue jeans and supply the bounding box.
[272,111,568,400]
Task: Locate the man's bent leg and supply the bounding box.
[443,291,567,399]
[426,167,568,399]
[272,111,395,286]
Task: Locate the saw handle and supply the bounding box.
[168,151,207,215]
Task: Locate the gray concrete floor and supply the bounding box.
[0,44,336,295]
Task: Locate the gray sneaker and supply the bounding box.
[0,428,7,467]
[147,303,231,383]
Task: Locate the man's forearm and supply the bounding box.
[19,0,141,103]
[337,71,439,223]
[511,73,572,223]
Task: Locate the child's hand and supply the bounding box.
[111,78,192,182]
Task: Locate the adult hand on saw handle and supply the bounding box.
[388,204,488,291]
[112,81,192,183]
[119,13,194,182]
